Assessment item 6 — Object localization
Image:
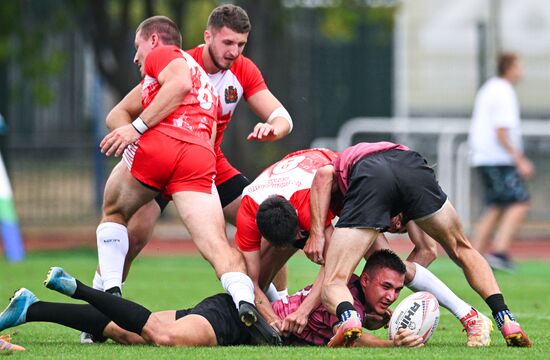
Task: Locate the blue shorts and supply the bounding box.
[476,166,530,207]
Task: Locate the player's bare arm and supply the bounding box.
[304,165,337,264]
[100,59,192,157]
[105,84,143,131]
[353,328,423,348]
[210,120,217,147]
[496,127,534,179]
[241,250,283,333]
[282,265,326,335]
[246,89,292,141]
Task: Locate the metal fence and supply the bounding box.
[311,117,550,236]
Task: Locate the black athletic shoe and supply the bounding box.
[238,301,282,346]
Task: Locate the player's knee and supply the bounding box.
[418,246,438,265]
[144,329,174,346]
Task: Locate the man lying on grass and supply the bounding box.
[0,249,423,350]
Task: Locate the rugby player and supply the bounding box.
[0,250,423,348]
[307,141,532,347]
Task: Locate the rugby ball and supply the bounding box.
[388,291,440,343]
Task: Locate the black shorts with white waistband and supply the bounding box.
[175,293,251,346]
[336,149,448,231]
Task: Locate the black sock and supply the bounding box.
[105,287,122,297]
[26,301,110,339]
[485,293,516,329]
[72,280,151,335]
[485,293,507,314]
[336,301,357,322]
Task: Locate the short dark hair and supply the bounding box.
[362,249,406,276]
[497,52,519,77]
[207,4,251,34]
[256,196,298,247]
[136,16,182,47]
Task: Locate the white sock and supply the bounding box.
[265,283,281,302]
[97,222,129,292]
[277,288,289,299]
[220,272,255,309]
[92,271,104,291]
[407,262,472,319]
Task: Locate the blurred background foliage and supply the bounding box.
[0,0,397,225]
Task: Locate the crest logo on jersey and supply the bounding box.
[224,86,238,103]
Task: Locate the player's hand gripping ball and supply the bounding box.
[388,291,440,344]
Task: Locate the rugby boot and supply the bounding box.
[0,288,38,332]
[500,315,532,347]
[44,267,77,296]
[239,301,282,346]
[460,308,493,346]
[328,316,362,347]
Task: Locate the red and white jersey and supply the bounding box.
[235,148,338,252]
[186,45,267,152]
[142,45,218,149]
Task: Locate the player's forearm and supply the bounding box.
[255,288,281,324]
[139,80,190,129]
[210,121,217,147]
[106,108,133,131]
[310,167,334,236]
[354,333,394,347]
[267,116,292,140]
[106,84,143,131]
[296,266,325,315]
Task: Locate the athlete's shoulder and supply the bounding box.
[231,53,260,73]
[147,45,182,60]
[229,54,266,96]
[185,45,204,62]
[144,45,184,77]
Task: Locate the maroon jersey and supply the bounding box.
[271,274,367,346]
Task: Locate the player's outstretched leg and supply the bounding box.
[416,201,532,347]
[173,191,282,346]
[406,262,493,346]
[0,288,38,332]
[1,286,112,342]
[44,267,152,337]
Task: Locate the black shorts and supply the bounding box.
[476,166,530,206]
[155,174,251,211]
[336,149,448,231]
[175,293,251,346]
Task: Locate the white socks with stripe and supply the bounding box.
[97,222,129,292]
[407,262,472,319]
[220,272,255,309]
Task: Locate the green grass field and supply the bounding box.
[1,249,549,359]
